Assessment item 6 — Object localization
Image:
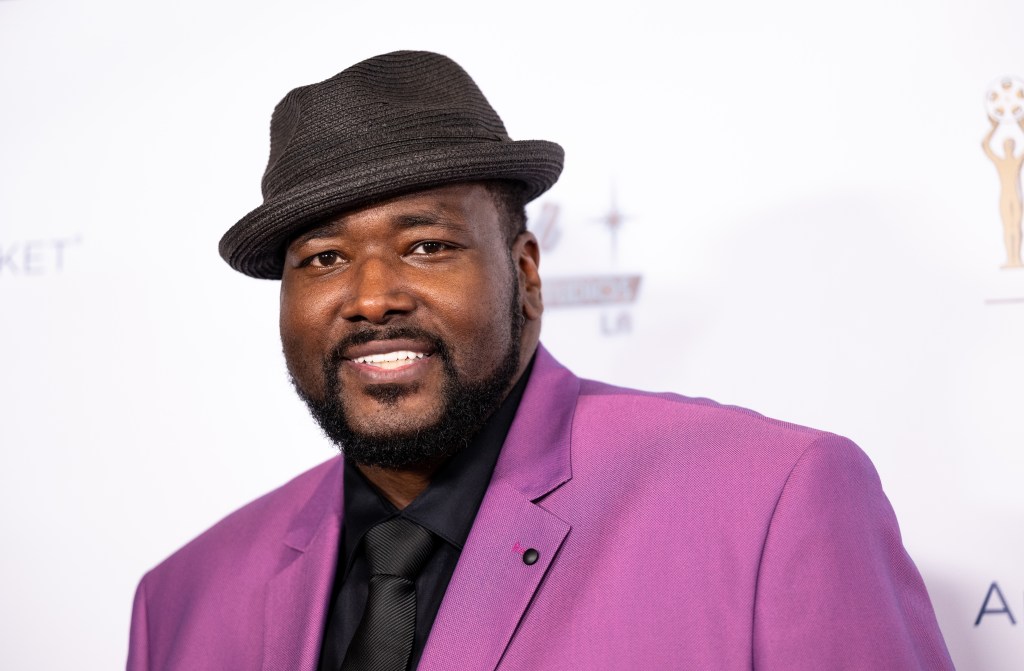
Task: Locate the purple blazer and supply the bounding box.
[127,346,953,670]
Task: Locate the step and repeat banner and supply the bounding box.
[1,0,1022,668]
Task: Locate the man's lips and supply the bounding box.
[348,350,429,372]
[342,339,436,372]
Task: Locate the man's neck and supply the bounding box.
[355,462,439,510]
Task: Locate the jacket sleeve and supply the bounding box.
[126,577,150,671]
[752,434,954,670]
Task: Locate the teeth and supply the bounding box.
[354,351,426,366]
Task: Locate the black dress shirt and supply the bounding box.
[317,361,533,671]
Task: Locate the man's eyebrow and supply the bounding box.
[392,213,467,230]
[290,221,344,248]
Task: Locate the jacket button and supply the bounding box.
[522,548,539,565]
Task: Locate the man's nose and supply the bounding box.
[339,256,416,323]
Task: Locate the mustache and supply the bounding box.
[325,325,451,370]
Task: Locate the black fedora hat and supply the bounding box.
[219,50,564,279]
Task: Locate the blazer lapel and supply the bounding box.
[262,458,344,671]
[419,347,578,671]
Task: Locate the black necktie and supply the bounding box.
[341,517,437,671]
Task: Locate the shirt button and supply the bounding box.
[522,548,540,565]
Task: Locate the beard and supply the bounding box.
[290,280,524,471]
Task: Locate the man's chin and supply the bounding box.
[341,417,445,448]
[361,382,421,406]
[336,422,461,471]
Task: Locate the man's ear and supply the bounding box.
[512,231,543,321]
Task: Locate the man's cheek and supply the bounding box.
[281,335,327,398]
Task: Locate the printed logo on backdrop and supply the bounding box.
[975,582,1019,626]
[0,236,83,276]
[531,189,642,336]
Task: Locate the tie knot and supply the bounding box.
[362,517,436,580]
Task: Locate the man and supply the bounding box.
[127,51,954,670]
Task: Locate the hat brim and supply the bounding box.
[219,139,564,279]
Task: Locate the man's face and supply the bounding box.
[280,183,541,469]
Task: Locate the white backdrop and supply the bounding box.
[1,0,1022,668]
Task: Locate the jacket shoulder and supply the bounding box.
[575,377,837,458]
[141,456,341,593]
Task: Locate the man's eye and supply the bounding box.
[308,251,341,267]
[410,241,450,255]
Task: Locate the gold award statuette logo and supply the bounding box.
[983,76,1024,270]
